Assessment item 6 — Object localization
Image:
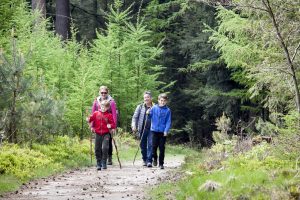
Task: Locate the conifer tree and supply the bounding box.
[91,0,164,129]
[208,0,300,115]
[0,38,29,143]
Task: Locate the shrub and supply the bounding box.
[0,143,53,180]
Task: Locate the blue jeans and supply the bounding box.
[140,129,153,163]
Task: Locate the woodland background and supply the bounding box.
[1,0,300,198]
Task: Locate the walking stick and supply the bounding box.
[103,116,122,169]
[133,112,149,165]
[89,130,93,165]
[111,131,122,169]
[86,109,93,165]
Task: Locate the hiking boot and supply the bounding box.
[153,160,157,167]
[147,162,152,168]
[159,165,164,169]
[102,160,107,169]
[96,160,102,171]
[107,155,112,165]
[143,161,147,166]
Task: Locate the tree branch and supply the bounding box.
[70,3,106,18]
[291,42,300,63]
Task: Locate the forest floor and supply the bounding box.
[1,154,184,200]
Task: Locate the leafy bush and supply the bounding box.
[0,143,54,180]
[32,136,91,167]
[0,136,91,181]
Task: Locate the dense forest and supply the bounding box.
[1,0,299,147]
[1,0,300,199]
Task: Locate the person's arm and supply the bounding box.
[88,113,95,132]
[108,114,116,129]
[131,105,141,131]
[89,113,95,123]
[164,109,172,136]
[110,100,117,126]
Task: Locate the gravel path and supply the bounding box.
[2,154,184,200]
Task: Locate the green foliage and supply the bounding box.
[32,136,91,167]
[0,0,23,40]
[0,143,54,181]
[151,139,298,200]
[90,2,164,128]
[0,135,91,190]
[208,2,300,114]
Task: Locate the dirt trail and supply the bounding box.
[2,154,184,200]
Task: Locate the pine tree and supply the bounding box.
[0,37,29,143]
[90,0,164,129]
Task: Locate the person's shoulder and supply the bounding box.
[136,102,144,109]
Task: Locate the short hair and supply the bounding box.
[158,93,168,100]
[99,86,109,92]
[144,91,152,97]
[101,100,111,108]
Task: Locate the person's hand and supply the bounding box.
[107,124,111,129]
[163,132,167,137]
[90,128,95,133]
[132,127,137,132]
[86,117,89,122]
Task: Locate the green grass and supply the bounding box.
[112,135,195,163]
[150,143,299,200]
[0,174,21,195]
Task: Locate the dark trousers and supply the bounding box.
[152,132,166,166]
[140,129,153,163]
[95,133,110,162]
[108,136,113,156]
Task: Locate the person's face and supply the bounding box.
[101,105,108,112]
[100,89,108,99]
[144,94,152,104]
[158,98,167,107]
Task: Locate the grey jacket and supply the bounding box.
[131,103,153,134]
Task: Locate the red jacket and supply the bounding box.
[89,111,116,135]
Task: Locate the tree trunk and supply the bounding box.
[31,0,46,18]
[55,0,70,40]
[8,84,17,143]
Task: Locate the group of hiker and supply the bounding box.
[87,86,172,171]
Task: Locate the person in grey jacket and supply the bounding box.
[131,91,154,167]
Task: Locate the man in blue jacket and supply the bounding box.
[147,93,171,169]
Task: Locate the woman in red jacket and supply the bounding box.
[89,100,116,170]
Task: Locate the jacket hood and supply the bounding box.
[97,95,114,103]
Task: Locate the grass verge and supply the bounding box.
[150,141,300,200]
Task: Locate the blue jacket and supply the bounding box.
[149,105,171,134]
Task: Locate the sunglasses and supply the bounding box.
[101,92,107,94]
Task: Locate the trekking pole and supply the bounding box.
[133,112,149,165]
[86,109,93,165]
[111,131,122,169]
[103,117,122,169]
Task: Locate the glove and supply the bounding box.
[107,124,111,129]
[163,132,167,137]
